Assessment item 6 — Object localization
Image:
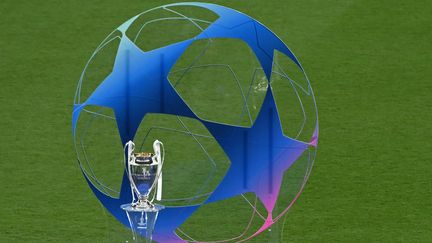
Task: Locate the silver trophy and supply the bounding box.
[121,140,165,242]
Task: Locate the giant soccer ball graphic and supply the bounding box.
[72,2,318,242]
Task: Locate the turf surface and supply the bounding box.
[1,0,431,242]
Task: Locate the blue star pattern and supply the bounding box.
[72,2,318,242]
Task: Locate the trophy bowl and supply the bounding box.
[130,152,158,206]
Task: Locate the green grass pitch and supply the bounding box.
[0,0,431,242]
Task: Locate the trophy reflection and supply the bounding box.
[121,140,165,242]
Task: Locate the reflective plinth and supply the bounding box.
[121,204,164,243]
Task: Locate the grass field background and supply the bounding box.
[1,0,431,242]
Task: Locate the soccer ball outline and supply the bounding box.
[72,2,318,242]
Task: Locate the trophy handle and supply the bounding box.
[153,140,164,201]
[125,140,138,203]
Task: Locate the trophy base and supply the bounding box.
[121,202,165,212]
[121,203,164,242]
